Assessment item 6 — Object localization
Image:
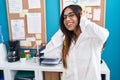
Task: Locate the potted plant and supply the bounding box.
[20,53,26,62]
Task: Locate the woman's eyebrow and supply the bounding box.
[64,12,74,16]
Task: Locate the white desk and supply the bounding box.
[0,60,110,80]
[1,60,43,80]
[40,64,63,72]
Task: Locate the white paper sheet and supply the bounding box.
[20,40,32,47]
[11,19,25,40]
[27,13,42,34]
[20,40,27,46]
[28,0,41,9]
[63,0,100,8]
[26,37,36,41]
[8,0,23,13]
[93,8,101,21]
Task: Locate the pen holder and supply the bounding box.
[33,54,39,63]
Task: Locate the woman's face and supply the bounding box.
[63,8,78,31]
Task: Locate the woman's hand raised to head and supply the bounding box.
[81,10,89,18]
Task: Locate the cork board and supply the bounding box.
[60,0,106,27]
[6,0,46,49]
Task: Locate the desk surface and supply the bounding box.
[0,59,110,74]
[40,60,110,74]
[3,60,40,70]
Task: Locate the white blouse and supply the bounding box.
[44,17,109,80]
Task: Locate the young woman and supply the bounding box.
[44,5,109,80]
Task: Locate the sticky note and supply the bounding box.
[27,41,32,46]
[85,7,92,13]
[20,9,28,17]
[35,34,41,39]
[36,40,42,45]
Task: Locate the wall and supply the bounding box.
[0,0,120,80]
[102,0,120,80]
[0,0,9,43]
[46,0,60,42]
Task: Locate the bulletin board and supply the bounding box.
[60,0,106,27]
[6,0,46,49]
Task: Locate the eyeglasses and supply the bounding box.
[63,12,76,20]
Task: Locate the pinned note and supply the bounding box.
[8,0,23,13]
[27,41,32,46]
[85,7,92,13]
[26,37,36,41]
[35,34,41,39]
[93,8,101,21]
[20,9,28,17]
[28,0,41,9]
[20,40,27,46]
[84,7,92,19]
[36,40,42,45]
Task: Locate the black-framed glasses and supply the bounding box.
[63,12,76,20]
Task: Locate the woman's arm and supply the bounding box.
[80,16,109,44]
[44,29,64,58]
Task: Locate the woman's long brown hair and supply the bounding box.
[60,5,82,68]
